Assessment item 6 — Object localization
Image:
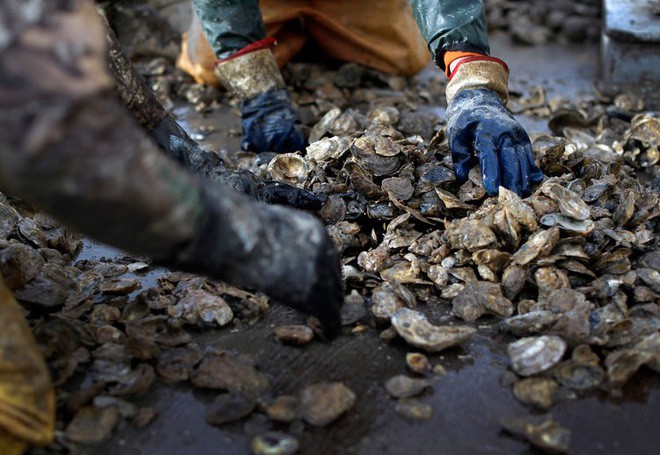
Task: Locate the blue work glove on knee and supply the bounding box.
[446,88,544,196]
[240,88,307,153]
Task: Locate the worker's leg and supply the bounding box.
[307,0,430,76]
[178,1,308,86]
[0,276,55,453]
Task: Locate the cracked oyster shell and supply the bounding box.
[391,308,476,352]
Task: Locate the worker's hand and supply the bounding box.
[446,89,543,197]
[214,38,307,154]
[240,88,307,153]
[171,183,343,339]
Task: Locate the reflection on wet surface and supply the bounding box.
[81,31,660,455]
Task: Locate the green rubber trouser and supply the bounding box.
[192,0,490,68]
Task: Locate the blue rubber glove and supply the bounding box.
[240,88,307,153]
[446,88,544,196]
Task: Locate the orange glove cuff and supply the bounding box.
[443,51,488,77]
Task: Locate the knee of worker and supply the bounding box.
[177,11,303,88]
[177,14,222,88]
[305,0,431,76]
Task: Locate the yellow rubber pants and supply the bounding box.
[0,276,55,454]
[178,0,431,87]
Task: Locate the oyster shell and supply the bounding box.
[512,377,559,410]
[445,219,498,252]
[390,308,476,352]
[541,183,590,220]
[299,382,356,427]
[512,227,560,265]
[501,415,571,453]
[508,335,567,376]
[452,282,514,321]
[266,153,309,185]
[251,432,300,455]
[384,375,431,398]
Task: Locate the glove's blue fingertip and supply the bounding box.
[482,175,500,196]
[453,164,470,184]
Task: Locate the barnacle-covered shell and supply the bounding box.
[445,219,498,252]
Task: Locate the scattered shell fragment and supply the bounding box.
[391,308,476,352]
[191,352,269,397]
[251,432,300,455]
[65,406,119,444]
[168,290,233,327]
[299,382,356,427]
[274,325,314,345]
[540,213,595,234]
[264,396,299,423]
[512,377,559,410]
[512,228,560,265]
[205,392,257,426]
[445,219,498,252]
[500,311,559,337]
[395,398,433,421]
[406,352,432,375]
[501,416,571,453]
[385,375,432,398]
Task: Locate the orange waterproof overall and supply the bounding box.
[178,0,431,87]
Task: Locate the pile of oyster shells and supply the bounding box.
[485,0,602,45]
[224,62,657,451]
[2,60,658,454]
